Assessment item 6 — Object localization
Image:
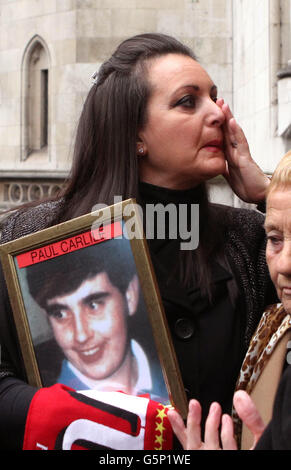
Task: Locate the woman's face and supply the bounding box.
[138,53,226,190]
[265,188,291,315]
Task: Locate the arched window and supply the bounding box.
[21,36,50,161]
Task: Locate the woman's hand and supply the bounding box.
[167,391,266,450]
[233,391,266,449]
[167,399,237,450]
[216,99,270,203]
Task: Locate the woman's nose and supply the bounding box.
[278,242,291,276]
[204,99,225,127]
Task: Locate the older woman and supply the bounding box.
[237,149,291,450]
[168,150,291,450]
[0,33,276,449]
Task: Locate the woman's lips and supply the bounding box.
[202,140,223,152]
[282,287,291,296]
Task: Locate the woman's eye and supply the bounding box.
[267,236,283,247]
[211,95,218,103]
[175,95,196,108]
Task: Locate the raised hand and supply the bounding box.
[167,399,237,450]
[167,391,266,451]
[233,390,265,449]
[216,99,270,203]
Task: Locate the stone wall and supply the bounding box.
[0,0,234,208]
[0,0,290,211]
[232,0,291,175]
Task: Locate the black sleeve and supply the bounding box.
[0,377,37,450]
[0,261,26,379]
[253,421,273,450]
[255,365,291,450]
[0,261,37,449]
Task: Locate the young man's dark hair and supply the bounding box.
[26,236,137,310]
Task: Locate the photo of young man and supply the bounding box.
[23,236,169,404]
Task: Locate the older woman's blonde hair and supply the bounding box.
[267,150,291,196]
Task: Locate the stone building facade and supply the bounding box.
[0,0,290,211]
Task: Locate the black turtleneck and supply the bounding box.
[139,181,246,431]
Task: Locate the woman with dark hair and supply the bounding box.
[0,33,277,450]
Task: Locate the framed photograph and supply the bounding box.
[0,199,187,418]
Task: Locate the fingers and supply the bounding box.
[233,391,265,447]
[218,101,235,130]
[186,399,203,449]
[167,408,187,449]
[204,402,222,449]
[170,400,204,450]
[216,98,224,108]
[168,400,239,451]
[217,99,249,155]
[204,403,237,450]
[222,106,245,147]
[220,414,238,450]
[167,399,203,450]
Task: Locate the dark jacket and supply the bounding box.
[0,198,277,448]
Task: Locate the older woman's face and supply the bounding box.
[138,53,226,189]
[265,189,291,314]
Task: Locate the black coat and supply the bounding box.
[0,195,277,449]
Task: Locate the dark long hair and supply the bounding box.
[59,33,197,221]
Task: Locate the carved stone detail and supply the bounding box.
[0,179,64,210]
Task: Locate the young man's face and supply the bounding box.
[46,272,138,382]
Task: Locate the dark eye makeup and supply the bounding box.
[173,92,218,110]
[175,95,196,108]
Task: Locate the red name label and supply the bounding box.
[16,222,122,269]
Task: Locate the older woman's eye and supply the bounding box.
[267,235,283,248]
[175,95,196,109]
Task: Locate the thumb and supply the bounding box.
[233,390,266,449]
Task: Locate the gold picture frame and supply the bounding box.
[0,199,187,418]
